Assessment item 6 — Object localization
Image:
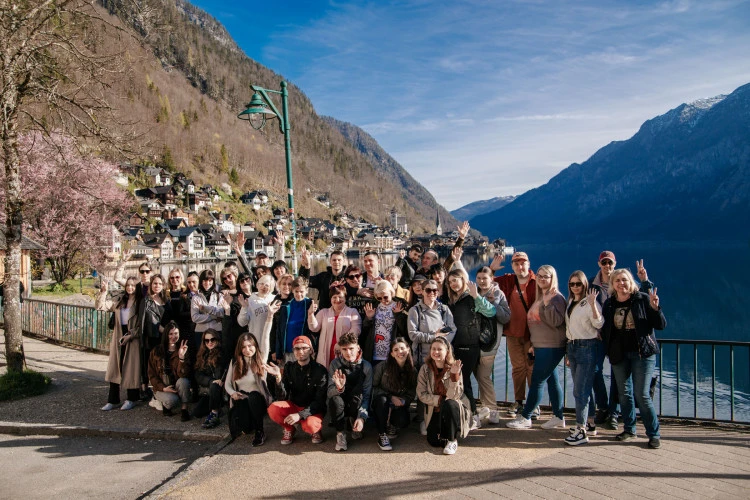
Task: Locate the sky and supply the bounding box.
[189,0,750,210]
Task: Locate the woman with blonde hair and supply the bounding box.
[507,264,567,430]
[361,280,407,366]
[602,269,666,449]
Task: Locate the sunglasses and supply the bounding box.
[376,295,391,301]
[347,274,361,279]
[139,269,151,274]
[240,277,252,283]
[204,338,217,344]
[423,288,438,293]
[600,260,614,265]
[569,282,584,288]
[169,276,180,280]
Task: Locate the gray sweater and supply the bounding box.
[528,293,566,349]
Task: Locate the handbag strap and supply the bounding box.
[515,275,530,312]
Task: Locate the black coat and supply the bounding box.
[601,292,666,363]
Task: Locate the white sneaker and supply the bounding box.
[335,432,347,451]
[419,421,427,436]
[101,403,118,411]
[443,439,458,455]
[471,414,482,430]
[148,397,163,411]
[530,406,541,420]
[565,426,589,446]
[477,406,491,421]
[488,410,500,425]
[120,400,136,411]
[506,415,532,429]
[541,416,566,429]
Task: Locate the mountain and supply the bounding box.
[451,196,517,221]
[92,0,446,232]
[322,116,458,231]
[471,83,750,244]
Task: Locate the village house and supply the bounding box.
[142,233,174,259]
[168,227,205,258]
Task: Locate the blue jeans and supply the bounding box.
[612,352,660,438]
[521,347,565,420]
[593,341,620,416]
[567,339,599,425]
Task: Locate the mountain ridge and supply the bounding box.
[470,83,750,244]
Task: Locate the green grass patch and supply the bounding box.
[33,278,99,298]
[0,370,51,401]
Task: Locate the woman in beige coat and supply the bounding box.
[417,336,471,455]
[97,277,142,411]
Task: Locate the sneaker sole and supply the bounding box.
[565,437,589,446]
[379,445,392,451]
[280,440,293,445]
[615,434,637,442]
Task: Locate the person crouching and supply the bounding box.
[148,321,192,421]
[327,332,373,451]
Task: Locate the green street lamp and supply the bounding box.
[238,81,298,275]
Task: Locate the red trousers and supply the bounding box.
[267,400,323,434]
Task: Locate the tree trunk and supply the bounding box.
[2,92,25,373]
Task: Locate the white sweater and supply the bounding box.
[565,298,604,340]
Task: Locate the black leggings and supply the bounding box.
[426,399,462,447]
[454,346,481,413]
[371,394,411,434]
[191,383,224,418]
[228,391,267,438]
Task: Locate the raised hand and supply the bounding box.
[364,302,376,319]
[178,340,188,359]
[100,278,109,293]
[122,249,134,261]
[300,247,310,268]
[636,259,648,282]
[467,281,478,298]
[457,221,470,239]
[649,288,660,310]
[543,286,557,305]
[237,294,248,308]
[333,369,346,392]
[450,359,463,376]
[234,232,246,252]
[264,362,281,379]
[451,246,463,262]
[308,300,318,318]
[490,254,504,272]
[267,300,281,316]
[586,288,599,304]
[393,301,404,314]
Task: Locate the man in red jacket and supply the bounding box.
[490,251,536,416]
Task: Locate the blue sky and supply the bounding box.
[190,0,750,210]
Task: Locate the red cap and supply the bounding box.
[511,251,529,263]
[599,251,616,263]
[292,336,313,349]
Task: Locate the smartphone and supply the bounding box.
[440,325,452,333]
[527,352,535,362]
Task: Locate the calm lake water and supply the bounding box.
[160,243,750,421]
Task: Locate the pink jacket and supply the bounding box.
[308,306,362,368]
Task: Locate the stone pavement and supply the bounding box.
[2,332,749,499]
[0,332,227,442]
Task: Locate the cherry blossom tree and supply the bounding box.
[0,134,133,285]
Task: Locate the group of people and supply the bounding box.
[96,224,666,454]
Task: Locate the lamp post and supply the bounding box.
[238,81,298,275]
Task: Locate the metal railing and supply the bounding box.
[3,298,749,423]
[493,337,749,424]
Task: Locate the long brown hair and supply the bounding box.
[429,336,456,367]
[117,277,138,309]
[233,333,264,381]
[149,273,168,302]
[381,337,417,393]
[446,268,468,305]
[195,329,222,372]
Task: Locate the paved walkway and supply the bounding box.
[2,333,749,499]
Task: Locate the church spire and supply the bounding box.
[435,208,442,236]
